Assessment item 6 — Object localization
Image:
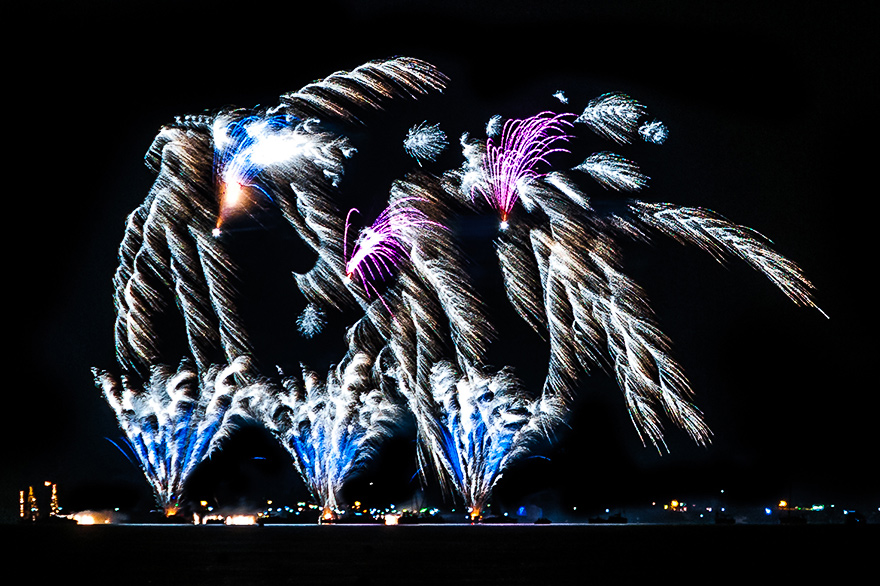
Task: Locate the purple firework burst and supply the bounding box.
[475,111,574,226]
[344,199,440,291]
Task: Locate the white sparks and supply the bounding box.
[486,114,503,137]
[403,121,448,165]
[639,119,669,144]
[297,303,326,338]
[552,90,569,104]
[576,92,646,144]
[574,151,649,191]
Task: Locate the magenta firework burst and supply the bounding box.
[344,198,439,290]
[474,111,574,227]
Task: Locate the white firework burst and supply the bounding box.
[297,303,326,338]
[404,121,448,165]
[639,119,668,144]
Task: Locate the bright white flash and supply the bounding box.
[248,132,309,166]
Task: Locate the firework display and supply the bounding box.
[97,57,822,518]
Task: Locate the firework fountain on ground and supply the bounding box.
[220,353,407,520]
[96,57,822,519]
[92,359,248,515]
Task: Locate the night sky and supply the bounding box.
[6,1,875,521]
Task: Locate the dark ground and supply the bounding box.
[8,524,875,584]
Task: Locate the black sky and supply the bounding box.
[5,1,876,520]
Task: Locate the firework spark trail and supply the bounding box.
[280,57,448,125]
[115,127,237,376]
[165,223,222,372]
[472,112,574,226]
[404,121,448,165]
[384,173,495,369]
[116,58,447,377]
[490,174,713,449]
[630,202,825,314]
[212,114,285,233]
[116,123,263,376]
[274,59,448,315]
[113,200,150,373]
[93,359,246,515]
[576,92,647,144]
[584,245,710,447]
[574,151,649,192]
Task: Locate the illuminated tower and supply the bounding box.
[46,481,59,516]
[19,490,25,520]
[26,486,39,521]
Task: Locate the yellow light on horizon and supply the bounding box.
[75,514,96,525]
